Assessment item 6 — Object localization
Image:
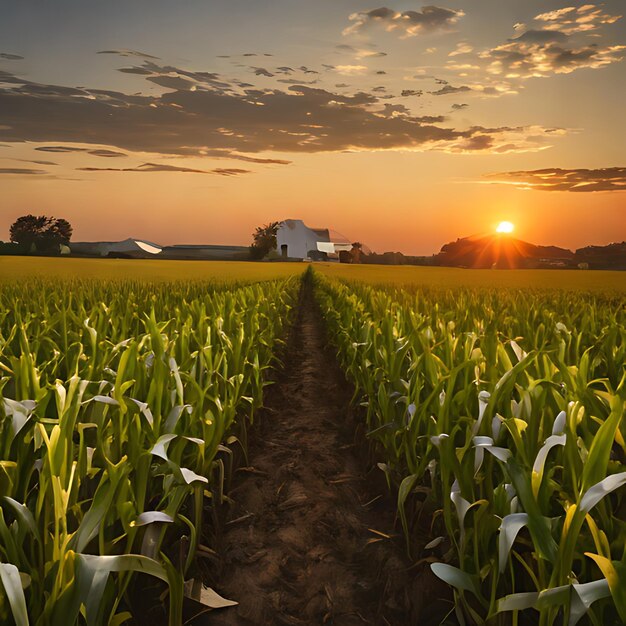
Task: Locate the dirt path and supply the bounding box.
[204,279,431,626]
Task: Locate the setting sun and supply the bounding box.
[496,221,515,234]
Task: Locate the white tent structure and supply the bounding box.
[276,219,353,260]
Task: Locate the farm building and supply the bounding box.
[160,244,249,260]
[276,219,353,260]
[70,238,162,258]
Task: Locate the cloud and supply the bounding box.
[430,84,471,95]
[334,64,368,75]
[77,162,251,175]
[0,65,565,158]
[449,42,474,57]
[5,158,58,166]
[343,5,465,37]
[35,146,127,157]
[98,49,160,59]
[534,4,621,34]
[482,39,625,78]
[252,67,274,77]
[277,78,319,85]
[0,53,23,60]
[87,149,127,158]
[336,44,388,60]
[485,167,626,192]
[212,168,251,176]
[400,89,423,97]
[0,167,47,175]
[35,146,87,153]
[479,5,624,79]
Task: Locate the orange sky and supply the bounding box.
[0,1,624,254]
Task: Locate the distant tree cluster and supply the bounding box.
[8,214,73,252]
[249,221,280,260]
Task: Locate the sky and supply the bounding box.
[0,0,624,254]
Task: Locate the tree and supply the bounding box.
[350,242,363,264]
[249,221,280,260]
[9,214,73,252]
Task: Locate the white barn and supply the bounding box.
[276,219,353,260]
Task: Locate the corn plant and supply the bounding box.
[314,271,626,625]
[0,275,300,625]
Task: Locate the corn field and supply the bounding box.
[0,276,299,625]
[314,272,626,625]
[1,264,625,625]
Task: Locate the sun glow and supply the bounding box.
[496,221,515,233]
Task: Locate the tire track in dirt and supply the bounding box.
[205,278,443,625]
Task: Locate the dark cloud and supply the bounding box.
[486,167,626,192]
[87,149,127,158]
[98,49,160,60]
[118,67,153,76]
[452,103,469,110]
[416,115,446,123]
[0,53,24,60]
[35,146,126,157]
[344,5,465,37]
[277,78,318,85]
[212,168,251,176]
[513,29,568,44]
[147,75,197,90]
[430,84,471,96]
[0,66,562,157]
[401,89,423,97]
[6,158,58,166]
[36,145,86,153]
[77,162,251,175]
[252,67,274,77]
[0,167,47,175]
[117,61,231,92]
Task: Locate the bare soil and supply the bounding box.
[204,280,450,626]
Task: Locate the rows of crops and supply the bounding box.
[314,272,626,625]
[0,275,300,625]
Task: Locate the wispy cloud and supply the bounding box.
[98,49,160,60]
[77,163,251,175]
[0,167,47,175]
[485,167,626,192]
[35,146,127,157]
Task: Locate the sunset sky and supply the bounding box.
[1,0,624,254]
